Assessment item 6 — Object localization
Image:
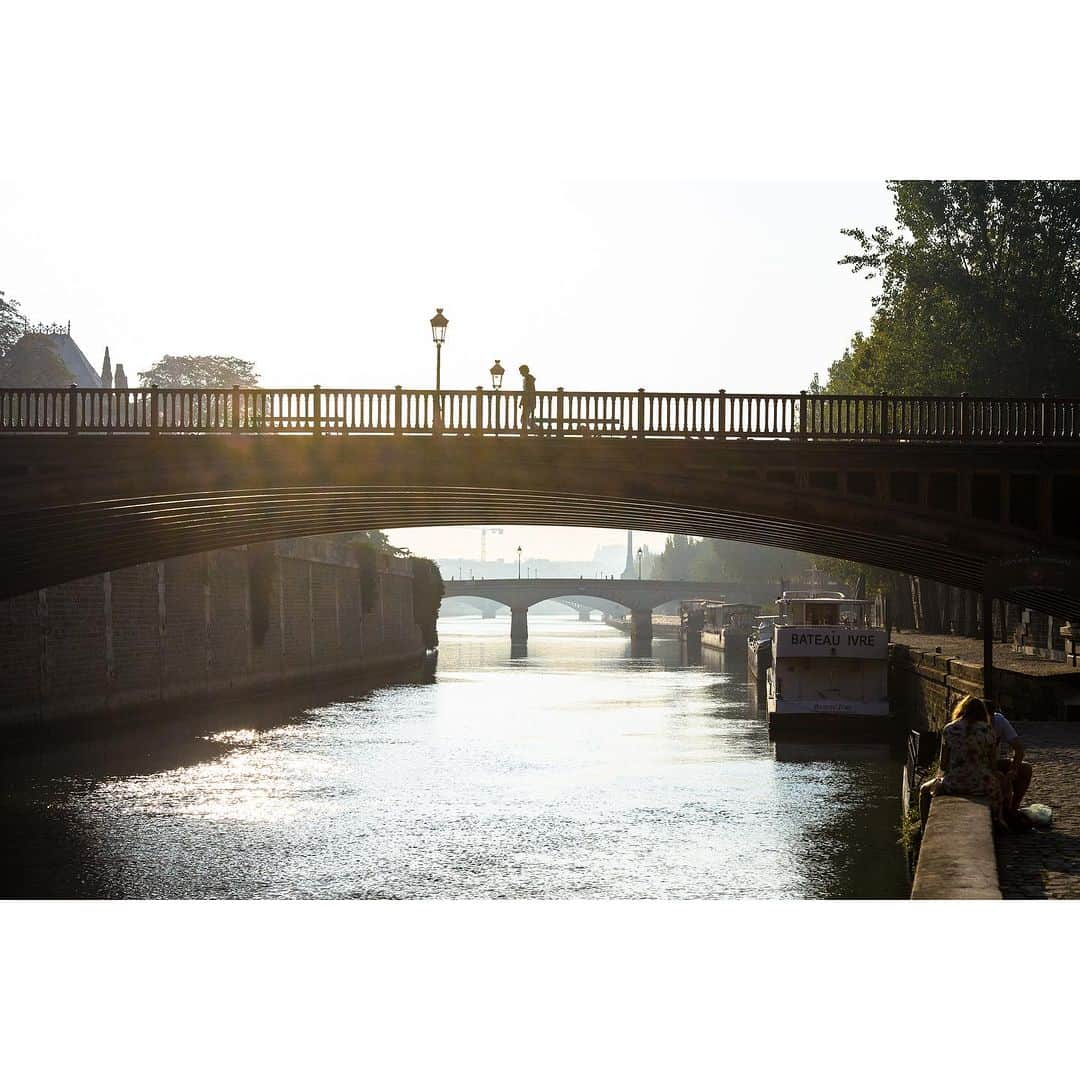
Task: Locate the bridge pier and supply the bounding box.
[510,606,529,643]
[630,609,653,642]
[578,608,592,622]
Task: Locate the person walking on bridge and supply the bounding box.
[518,364,537,431]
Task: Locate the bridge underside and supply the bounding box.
[2,435,1078,622]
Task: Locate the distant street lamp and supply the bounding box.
[430,307,448,431]
[637,546,643,580]
[517,545,523,579]
[489,359,505,391]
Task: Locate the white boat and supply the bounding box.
[766,590,895,740]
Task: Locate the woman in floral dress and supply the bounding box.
[933,694,1006,826]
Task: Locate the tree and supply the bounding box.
[138,355,260,387]
[643,535,811,584]
[829,181,1080,396]
[0,333,71,387]
[1,289,24,359]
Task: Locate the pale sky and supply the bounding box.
[7,1,1064,564]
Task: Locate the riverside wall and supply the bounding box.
[889,638,1080,733]
[0,537,427,729]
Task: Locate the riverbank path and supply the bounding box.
[996,721,1080,899]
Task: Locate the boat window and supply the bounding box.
[805,603,839,626]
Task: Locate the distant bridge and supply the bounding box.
[2,385,1079,623]
[443,578,750,640]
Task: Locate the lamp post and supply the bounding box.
[517,545,523,580]
[430,307,448,431]
[637,546,643,580]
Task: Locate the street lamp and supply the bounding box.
[489,359,505,390]
[517,545,523,579]
[430,307,448,430]
[637,546,643,580]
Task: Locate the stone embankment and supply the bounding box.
[890,630,1080,731]
[911,796,1001,899]
[894,632,1080,900]
[605,614,682,638]
[0,537,428,730]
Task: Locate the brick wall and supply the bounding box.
[0,538,426,728]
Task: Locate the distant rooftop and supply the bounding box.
[18,322,101,388]
[25,321,72,336]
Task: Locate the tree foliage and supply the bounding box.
[0,289,25,359]
[0,333,71,387]
[828,181,1080,396]
[644,535,812,584]
[137,355,260,387]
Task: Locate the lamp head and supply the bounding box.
[489,359,505,390]
[430,307,448,345]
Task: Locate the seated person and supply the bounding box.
[920,694,1006,828]
[986,699,1033,817]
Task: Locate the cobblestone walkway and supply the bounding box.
[996,721,1080,899]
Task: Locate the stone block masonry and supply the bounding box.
[889,631,1080,732]
[0,537,426,728]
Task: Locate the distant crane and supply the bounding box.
[479,527,504,563]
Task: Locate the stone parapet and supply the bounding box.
[912,795,1001,900]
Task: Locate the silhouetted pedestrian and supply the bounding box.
[519,364,537,430]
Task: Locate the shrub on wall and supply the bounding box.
[410,557,444,650]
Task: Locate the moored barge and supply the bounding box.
[766,591,896,741]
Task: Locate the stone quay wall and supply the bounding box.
[0,537,426,728]
[890,640,1080,733]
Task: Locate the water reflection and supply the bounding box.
[0,615,909,899]
[772,741,899,763]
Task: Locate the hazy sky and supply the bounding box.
[0,3,911,564]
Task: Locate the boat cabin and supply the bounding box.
[702,602,761,632]
[776,591,881,630]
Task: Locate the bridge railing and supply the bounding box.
[1,386,1078,441]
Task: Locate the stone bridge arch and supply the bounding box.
[1,428,1078,624]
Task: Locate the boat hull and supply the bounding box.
[767,709,905,743]
[747,641,771,691]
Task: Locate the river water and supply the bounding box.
[0,616,909,899]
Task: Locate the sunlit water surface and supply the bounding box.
[1,617,909,898]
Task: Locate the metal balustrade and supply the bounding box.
[1,385,1078,441]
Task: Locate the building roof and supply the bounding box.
[19,323,101,387]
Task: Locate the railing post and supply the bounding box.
[959,392,968,440]
[394,385,403,436]
[67,383,78,435]
[799,390,807,440]
[1041,392,1048,440]
[150,384,159,435]
[232,384,241,433]
[718,389,726,440]
[880,390,889,439]
[556,387,565,437]
[637,388,646,439]
[475,385,484,437]
[312,384,322,436]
